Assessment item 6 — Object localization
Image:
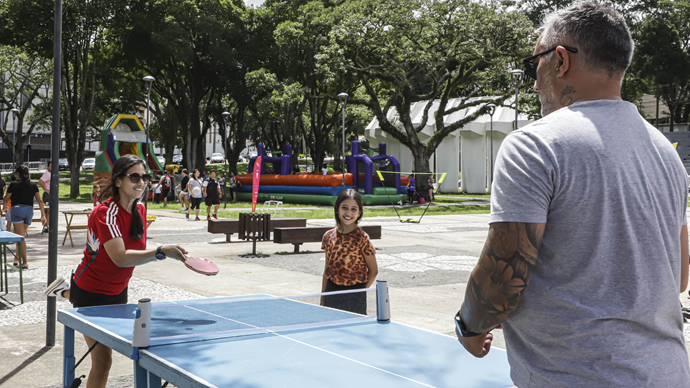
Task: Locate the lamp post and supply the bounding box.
[143,76,155,210]
[337,93,348,192]
[10,108,18,166]
[509,70,524,130]
[486,104,496,189]
[222,111,231,209]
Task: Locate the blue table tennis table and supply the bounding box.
[58,289,514,388]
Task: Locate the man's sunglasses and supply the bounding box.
[124,173,151,184]
[522,46,578,80]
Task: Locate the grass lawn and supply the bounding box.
[176,203,491,220]
[435,192,491,199]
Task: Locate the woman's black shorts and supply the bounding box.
[69,277,128,308]
[190,197,202,209]
[323,278,367,315]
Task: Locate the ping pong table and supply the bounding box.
[58,286,514,388]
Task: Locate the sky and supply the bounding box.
[244,0,265,7]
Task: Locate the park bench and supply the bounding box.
[273,225,382,253]
[207,217,307,242]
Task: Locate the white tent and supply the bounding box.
[365,97,532,193]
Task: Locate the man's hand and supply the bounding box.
[455,327,494,358]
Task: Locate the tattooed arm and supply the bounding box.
[455,222,545,357]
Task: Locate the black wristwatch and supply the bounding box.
[454,312,481,337]
[155,246,166,261]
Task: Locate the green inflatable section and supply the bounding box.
[372,187,399,195]
[235,192,406,206]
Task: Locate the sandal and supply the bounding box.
[12,261,19,268]
[21,265,28,270]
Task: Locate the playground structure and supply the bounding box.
[93,114,165,193]
[236,142,408,206]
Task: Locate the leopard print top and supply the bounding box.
[321,227,376,286]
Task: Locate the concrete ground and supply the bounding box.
[0,202,689,387]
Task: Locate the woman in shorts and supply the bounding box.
[186,168,203,221]
[3,165,46,269]
[43,154,188,387]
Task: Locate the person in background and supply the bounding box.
[218,172,226,201]
[186,169,203,221]
[158,171,172,208]
[406,174,416,205]
[3,165,46,269]
[176,169,190,211]
[228,172,237,203]
[153,177,162,204]
[203,169,221,220]
[321,163,328,175]
[38,161,52,233]
[5,174,14,232]
[93,184,101,207]
[427,175,435,204]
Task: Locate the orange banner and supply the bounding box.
[251,157,262,212]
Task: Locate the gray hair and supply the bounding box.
[540,1,633,77]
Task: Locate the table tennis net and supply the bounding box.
[145,288,379,344]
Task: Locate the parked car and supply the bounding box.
[82,158,96,171]
[58,158,69,171]
[211,153,225,164]
[172,154,182,164]
[157,156,165,166]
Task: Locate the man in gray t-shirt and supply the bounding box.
[454,3,690,387]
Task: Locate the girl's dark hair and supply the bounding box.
[334,189,364,227]
[99,154,146,241]
[14,165,29,183]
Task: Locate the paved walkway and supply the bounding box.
[0,201,688,387]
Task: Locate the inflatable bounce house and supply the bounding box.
[93,114,164,193]
[235,142,408,206]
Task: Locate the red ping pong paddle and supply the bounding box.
[184,257,219,276]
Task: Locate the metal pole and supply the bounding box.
[222,111,230,209]
[46,0,62,347]
[486,104,496,188]
[143,76,154,210]
[10,109,18,165]
[510,70,524,130]
[338,93,348,192]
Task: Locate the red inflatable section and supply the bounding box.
[358,173,410,186]
[236,173,354,187]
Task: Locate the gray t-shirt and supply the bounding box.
[491,100,689,387]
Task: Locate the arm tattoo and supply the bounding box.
[560,85,576,106]
[459,222,545,333]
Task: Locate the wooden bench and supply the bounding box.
[208,217,307,242]
[273,225,382,253]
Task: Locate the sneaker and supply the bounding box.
[44,275,70,298]
[185,212,189,219]
[207,216,211,221]
[195,217,201,221]
[181,207,187,211]
[212,214,218,219]
[164,204,167,208]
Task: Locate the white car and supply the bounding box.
[82,158,96,171]
[157,156,165,166]
[211,153,225,164]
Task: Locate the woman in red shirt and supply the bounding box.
[45,154,188,388]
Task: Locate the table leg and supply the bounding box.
[69,214,75,247]
[134,360,161,387]
[62,214,69,246]
[18,242,22,304]
[63,326,75,388]
[1,243,5,295]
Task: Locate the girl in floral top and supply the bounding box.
[321,189,378,314]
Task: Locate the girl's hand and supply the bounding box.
[162,245,188,262]
[41,216,47,226]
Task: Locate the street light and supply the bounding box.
[222,111,231,209]
[509,70,524,130]
[337,93,348,192]
[143,76,155,210]
[10,108,18,166]
[486,104,496,190]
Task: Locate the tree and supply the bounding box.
[0,45,52,164]
[108,0,248,173]
[318,0,534,173]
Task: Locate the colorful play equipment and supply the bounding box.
[236,142,408,206]
[93,114,165,192]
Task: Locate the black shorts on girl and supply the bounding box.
[323,278,367,315]
[69,276,128,308]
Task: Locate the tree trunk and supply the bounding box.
[69,164,80,199]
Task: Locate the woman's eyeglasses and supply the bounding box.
[124,173,151,184]
[522,46,578,80]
